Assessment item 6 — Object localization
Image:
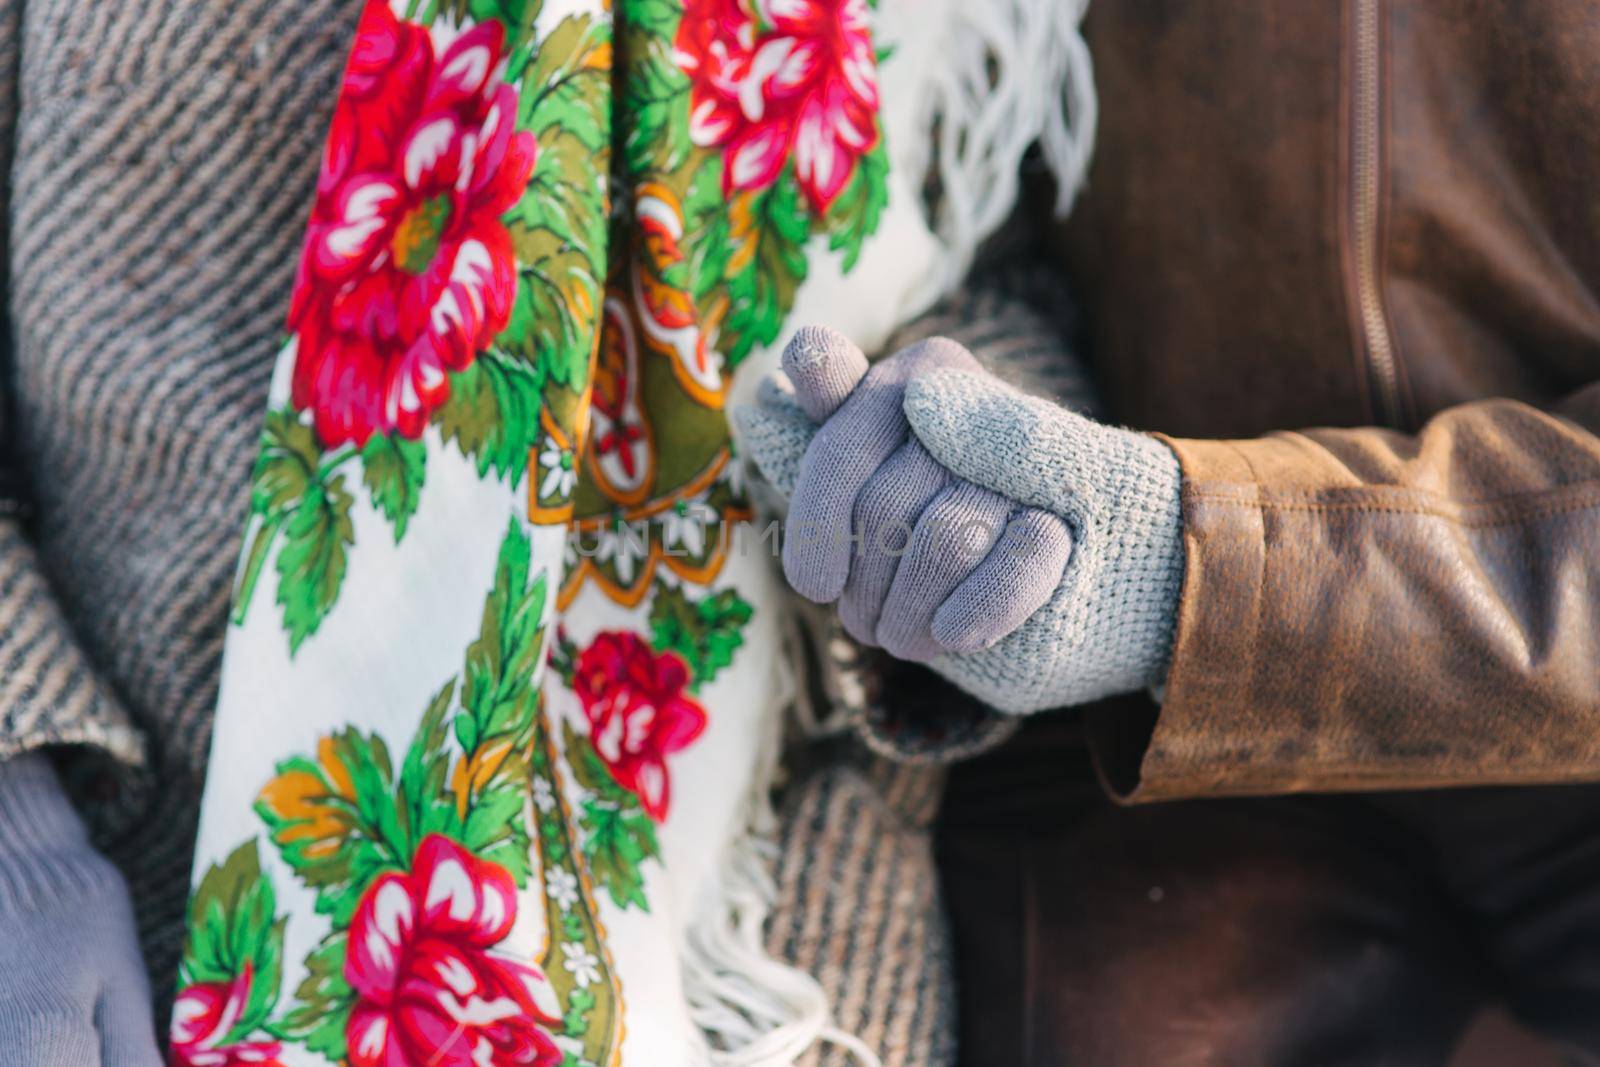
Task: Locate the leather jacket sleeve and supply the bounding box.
[1099,383,1600,802]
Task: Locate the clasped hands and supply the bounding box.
[737,326,1185,714]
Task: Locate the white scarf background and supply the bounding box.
[174,1,1094,1064]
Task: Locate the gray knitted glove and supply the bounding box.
[737,327,1185,714]
[0,754,161,1067]
[778,328,1077,662]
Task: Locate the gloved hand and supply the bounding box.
[0,754,161,1067]
[736,326,1186,713]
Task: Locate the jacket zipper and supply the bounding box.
[1351,0,1402,426]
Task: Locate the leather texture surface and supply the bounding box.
[1056,0,1600,800]
[940,715,1600,1065]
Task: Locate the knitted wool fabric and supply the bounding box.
[759,268,1103,1067]
[782,337,987,606]
[0,756,160,1065]
[0,0,361,1021]
[903,370,1185,711]
[741,291,1184,713]
[765,747,955,1067]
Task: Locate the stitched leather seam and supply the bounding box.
[1190,456,1600,513]
[1136,764,1600,796]
[1187,483,1600,528]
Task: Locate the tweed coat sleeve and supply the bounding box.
[0,0,144,769]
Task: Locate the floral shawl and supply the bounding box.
[167,1,1092,1064]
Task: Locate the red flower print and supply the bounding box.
[574,632,708,821]
[344,835,562,1067]
[169,964,286,1067]
[290,5,537,446]
[675,0,881,212]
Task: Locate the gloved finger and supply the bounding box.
[95,979,162,1067]
[904,368,1092,516]
[732,400,816,498]
[781,325,870,422]
[756,371,805,417]
[838,440,951,645]
[5,1013,99,1067]
[785,338,981,603]
[94,897,161,1067]
[933,507,1073,653]
[0,959,97,1066]
[875,482,1013,662]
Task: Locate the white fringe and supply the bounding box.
[679,4,1100,1061]
[879,0,1099,303]
[683,830,882,1067]
[681,632,882,1067]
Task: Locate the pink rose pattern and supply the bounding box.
[675,0,881,211]
[345,835,563,1067]
[290,3,536,446]
[574,631,709,821]
[169,964,287,1067]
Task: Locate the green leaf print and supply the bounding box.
[396,682,468,854]
[452,519,550,885]
[562,718,620,797]
[277,933,354,1061]
[233,409,319,629]
[503,219,600,390]
[501,130,610,395]
[274,473,355,654]
[497,11,613,404]
[648,583,755,691]
[431,0,540,42]
[683,148,734,303]
[579,796,659,911]
[179,841,286,1043]
[562,719,661,911]
[719,177,812,370]
[470,0,534,29]
[250,409,319,520]
[625,0,685,39]
[359,432,426,543]
[519,13,612,156]
[533,712,624,1060]
[255,727,407,926]
[826,138,891,273]
[617,0,694,175]
[434,353,546,481]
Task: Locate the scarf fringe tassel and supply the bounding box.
[681,1,1099,1061]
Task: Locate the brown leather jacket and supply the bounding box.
[1057,1,1600,802]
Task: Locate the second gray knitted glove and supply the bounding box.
[901,364,1185,711]
[738,327,1186,714]
[0,754,162,1067]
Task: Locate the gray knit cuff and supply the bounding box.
[0,753,123,914]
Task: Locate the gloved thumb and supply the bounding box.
[95,904,161,1067]
[732,385,817,497]
[780,324,869,422]
[95,977,162,1067]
